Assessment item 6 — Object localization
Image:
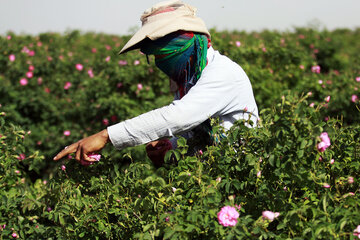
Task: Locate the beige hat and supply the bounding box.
[118,0,210,54]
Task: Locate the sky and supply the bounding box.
[1,0,360,36]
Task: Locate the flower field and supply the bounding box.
[1,27,360,239]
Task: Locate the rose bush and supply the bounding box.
[1,28,360,239]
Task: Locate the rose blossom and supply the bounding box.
[12,233,18,238]
[26,72,33,78]
[348,176,354,184]
[325,96,330,103]
[87,69,94,78]
[235,41,241,47]
[64,82,72,90]
[353,225,360,238]
[80,153,101,166]
[9,54,15,62]
[351,95,358,103]
[317,132,331,152]
[61,165,66,171]
[356,77,360,82]
[311,65,321,74]
[262,211,280,221]
[330,159,334,164]
[63,130,71,136]
[217,206,239,227]
[75,63,83,71]
[28,65,35,71]
[19,78,28,86]
[134,60,140,65]
[323,183,330,188]
[137,83,143,90]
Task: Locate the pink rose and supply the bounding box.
[134,60,140,65]
[12,233,18,238]
[262,47,267,52]
[26,72,33,78]
[105,56,110,62]
[9,54,15,62]
[87,69,94,78]
[235,41,241,47]
[80,153,101,166]
[311,65,321,74]
[61,165,66,171]
[330,159,334,164]
[63,130,71,136]
[91,48,97,53]
[19,78,28,86]
[7,35,11,40]
[118,60,127,66]
[28,50,35,56]
[325,96,330,103]
[317,132,331,152]
[28,65,35,71]
[351,95,358,103]
[217,206,239,227]
[356,77,360,82]
[323,183,330,188]
[262,211,280,221]
[102,118,109,126]
[137,83,143,90]
[353,225,360,238]
[309,102,315,108]
[348,176,354,184]
[75,63,83,71]
[299,65,305,70]
[64,82,72,90]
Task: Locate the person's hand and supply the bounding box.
[53,129,110,163]
[146,139,172,167]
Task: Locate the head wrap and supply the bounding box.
[141,31,209,98]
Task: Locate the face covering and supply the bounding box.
[141,31,209,98]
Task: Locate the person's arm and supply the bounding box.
[53,129,110,162]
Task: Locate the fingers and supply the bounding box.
[53,143,78,161]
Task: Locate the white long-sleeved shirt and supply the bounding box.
[107,46,259,149]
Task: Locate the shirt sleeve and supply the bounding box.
[107,52,257,149]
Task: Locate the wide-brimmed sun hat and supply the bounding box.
[118,0,210,54]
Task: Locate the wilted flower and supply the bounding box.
[217,206,239,227]
[75,63,83,71]
[351,95,358,103]
[63,130,71,136]
[262,211,280,221]
[19,78,28,86]
[9,54,15,62]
